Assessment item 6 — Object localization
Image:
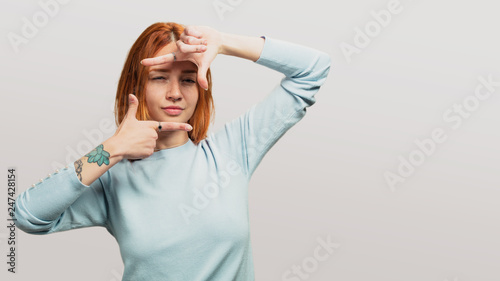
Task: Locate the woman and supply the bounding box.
[14,22,331,280]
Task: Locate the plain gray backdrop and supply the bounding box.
[1,0,499,280]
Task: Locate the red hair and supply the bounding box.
[114,22,215,148]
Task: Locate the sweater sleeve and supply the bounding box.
[211,36,331,178]
[13,163,109,234]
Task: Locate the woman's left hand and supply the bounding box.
[141,25,222,90]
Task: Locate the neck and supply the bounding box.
[155,131,189,151]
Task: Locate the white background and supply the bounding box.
[1,0,499,280]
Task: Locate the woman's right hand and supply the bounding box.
[112,94,192,160]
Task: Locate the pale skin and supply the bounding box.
[74,25,265,186]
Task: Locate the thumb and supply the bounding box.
[197,64,209,91]
[125,94,139,120]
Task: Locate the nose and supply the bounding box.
[166,79,182,102]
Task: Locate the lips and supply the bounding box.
[162,106,183,116]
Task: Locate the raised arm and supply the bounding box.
[212,35,332,177]
[140,26,331,177]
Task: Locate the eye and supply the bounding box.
[182,78,196,84]
[152,76,166,80]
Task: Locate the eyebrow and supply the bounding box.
[149,69,197,74]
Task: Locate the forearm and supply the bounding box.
[218,32,265,62]
[253,37,331,79]
[74,136,123,187]
[13,139,120,230]
[252,36,331,107]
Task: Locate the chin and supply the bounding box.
[163,116,188,123]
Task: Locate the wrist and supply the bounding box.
[218,32,230,56]
[103,136,125,162]
[218,32,265,62]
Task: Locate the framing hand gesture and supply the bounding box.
[141,25,223,90]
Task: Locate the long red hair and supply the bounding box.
[114,22,215,146]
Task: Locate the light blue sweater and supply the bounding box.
[14,36,331,281]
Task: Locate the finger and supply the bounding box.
[176,40,207,54]
[146,121,193,131]
[160,122,193,131]
[140,53,176,66]
[124,94,139,120]
[183,26,203,39]
[179,33,207,46]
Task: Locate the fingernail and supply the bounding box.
[140,60,143,65]
[186,125,193,131]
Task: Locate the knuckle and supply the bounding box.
[180,44,190,53]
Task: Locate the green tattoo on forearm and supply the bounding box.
[75,159,83,181]
[85,144,111,166]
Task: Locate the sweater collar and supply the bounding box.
[140,137,195,161]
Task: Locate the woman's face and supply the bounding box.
[145,42,199,124]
